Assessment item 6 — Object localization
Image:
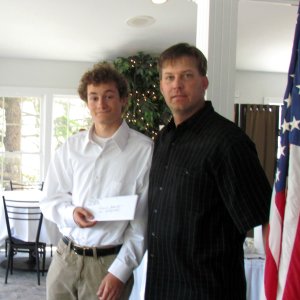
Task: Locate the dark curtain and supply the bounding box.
[235,104,279,186]
[235,104,279,238]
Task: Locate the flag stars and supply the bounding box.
[275,168,280,182]
[284,97,288,104]
[290,116,300,130]
[279,145,286,157]
[281,119,291,133]
[284,95,292,107]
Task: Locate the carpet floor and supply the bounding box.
[0,248,48,300]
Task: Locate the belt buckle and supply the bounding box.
[82,246,88,256]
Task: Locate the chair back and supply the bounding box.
[9,180,44,191]
[2,196,44,243]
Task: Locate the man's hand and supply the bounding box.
[73,207,96,228]
[97,273,124,300]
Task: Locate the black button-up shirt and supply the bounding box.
[145,101,271,300]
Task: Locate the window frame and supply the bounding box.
[0,86,78,183]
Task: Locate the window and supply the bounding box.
[52,95,91,151]
[0,90,92,190]
[0,96,42,189]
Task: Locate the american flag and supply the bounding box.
[264,3,300,300]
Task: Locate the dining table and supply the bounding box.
[0,189,61,249]
[244,256,265,300]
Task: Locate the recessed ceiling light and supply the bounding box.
[126,16,156,28]
[152,0,168,3]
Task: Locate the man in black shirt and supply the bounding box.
[145,43,271,299]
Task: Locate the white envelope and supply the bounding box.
[89,195,138,221]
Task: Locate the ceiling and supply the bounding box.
[0,0,298,73]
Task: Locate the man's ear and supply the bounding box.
[202,76,209,90]
[160,81,164,95]
[121,97,128,112]
[122,97,128,105]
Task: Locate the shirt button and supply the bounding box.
[165,165,168,170]
[149,253,155,258]
[153,209,158,214]
[151,232,155,237]
[159,187,163,191]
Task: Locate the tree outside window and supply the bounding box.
[52,95,91,151]
[0,97,41,190]
[0,95,91,190]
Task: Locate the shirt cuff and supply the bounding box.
[63,205,77,227]
[108,257,133,283]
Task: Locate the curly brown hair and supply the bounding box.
[78,62,128,103]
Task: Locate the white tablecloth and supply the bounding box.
[0,190,62,247]
[245,258,265,300]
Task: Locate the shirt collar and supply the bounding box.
[166,100,214,131]
[84,120,129,151]
[111,120,130,151]
[180,100,214,128]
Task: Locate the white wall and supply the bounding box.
[0,58,289,106]
[0,58,93,90]
[235,70,288,105]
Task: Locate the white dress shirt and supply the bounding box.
[40,121,153,282]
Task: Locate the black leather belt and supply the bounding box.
[62,236,122,257]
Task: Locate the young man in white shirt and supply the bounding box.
[40,62,153,300]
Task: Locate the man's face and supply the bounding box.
[160,56,209,125]
[87,82,127,127]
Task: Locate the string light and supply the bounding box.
[114,52,171,139]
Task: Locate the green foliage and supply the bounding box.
[52,100,92,149]
[113,52,171,139]
[53,115,91,148]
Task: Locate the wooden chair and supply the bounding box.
[2,196,46,285]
